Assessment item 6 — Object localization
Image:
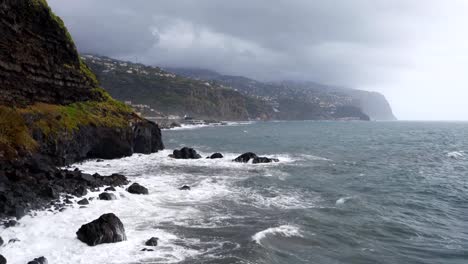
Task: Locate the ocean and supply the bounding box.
[1,121,467,263]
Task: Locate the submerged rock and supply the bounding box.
[105,186,116,192]
[76,213,126,246]
[207,153,224,159]
[234,152,279,164]
[99,192,117,200]
[233,152,258,163]
[127,183,149,195]
[27,256,48,264]
[0,255,6,264]
[145,237,159,246]
[0,236,3,246]
[179,185,191,191]
[77,198,89,205]
[141,248,154,252]
[170,147,202,159]
[252,157,280,164]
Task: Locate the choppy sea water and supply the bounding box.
[2,121,468,264]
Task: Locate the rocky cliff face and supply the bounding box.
[0,0,101,106]
[0,0,163,163]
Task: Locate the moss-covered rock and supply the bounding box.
[0,1,164,163]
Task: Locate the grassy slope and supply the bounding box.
[0,1,135,159]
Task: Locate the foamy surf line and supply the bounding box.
[68,149,298,176]
[252,225,303,245]
[165,121,255,131]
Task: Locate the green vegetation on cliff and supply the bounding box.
[0,89,133,159]
[81,55,273,120]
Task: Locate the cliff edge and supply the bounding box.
[0,0,163,164]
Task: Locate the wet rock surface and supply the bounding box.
[76,213,126,246]
[170,147,202,159]
[145,237,159,246]
[99,192,117,201]
[233,152,258,163]
[0,160,128,219]
[208,153,224,159]
[234,152,280,164]
[127,183,149,195]
[27,256,48,264]
[179,185,191,191]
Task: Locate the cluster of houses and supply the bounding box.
[81,55,176,78]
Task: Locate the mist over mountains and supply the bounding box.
[82,55,396,121]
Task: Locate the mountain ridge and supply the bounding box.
[167,68,397,121]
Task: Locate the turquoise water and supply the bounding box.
[163,121,468,264]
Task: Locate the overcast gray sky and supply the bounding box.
[49,0,468,120]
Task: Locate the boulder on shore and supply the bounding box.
[127,183,149,195]
[99,192,117,200]
[207,153,224,159]
[169,147,202,159]
[145,237,159,246]
[76,213,126,246]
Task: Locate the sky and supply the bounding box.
[48,0,468,120]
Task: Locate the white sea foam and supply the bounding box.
[336,196,353,205]
[252,225,303,245]
[1,148,314,263]
[446,151,465,159]
[166,121,255,131]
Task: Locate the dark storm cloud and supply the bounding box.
[48,0,468,120]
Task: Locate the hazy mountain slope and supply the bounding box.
[169,68,396,121]
[81,55,273,121]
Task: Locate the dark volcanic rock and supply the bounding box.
[73,186,88,197]
[233,152,258,163]
[99,192,117,200]
[0,160,129,218]
[0,255,5,264]
[208,153,224,159]
[179,185,191,191]
[127,183,149,195]
[27,256,48,264]
[133,121,164,154]
[77,198,89,205]
[4,220,18,228]
[252,157,280,164]
[0,0,164,219]
[170,147,202,159]
[0,1,100,107]
[145,237,159,246]
[76,213,126,246]
[105,186,116,192]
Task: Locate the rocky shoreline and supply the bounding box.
[0,146,280,263]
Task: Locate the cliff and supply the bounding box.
[168,69,384,121]
[81,55,273,121]
[0,0,163,164]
